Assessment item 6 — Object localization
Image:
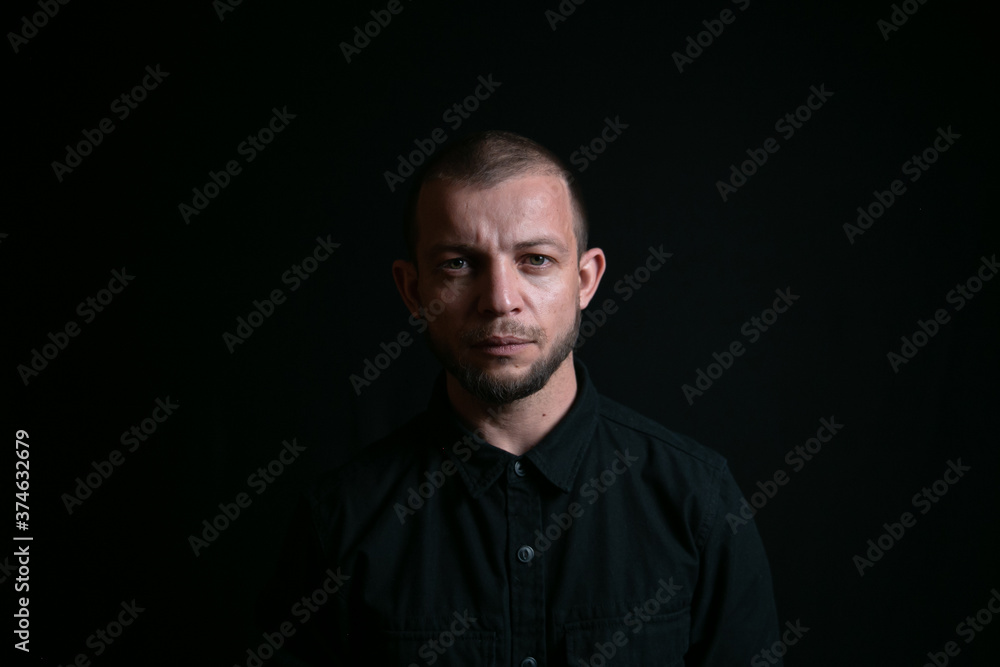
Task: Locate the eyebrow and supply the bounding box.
[514,237,568,252]
[427,237,569,257]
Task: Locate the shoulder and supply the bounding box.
[592,393,744,549]
[596,393,728,474]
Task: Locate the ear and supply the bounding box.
[392,259,423,317]
[577,247,606,310]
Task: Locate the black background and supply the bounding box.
[7,0,999,665]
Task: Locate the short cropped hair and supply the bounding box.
[402,130,588,265]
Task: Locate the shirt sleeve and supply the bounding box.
[685,463,782,666]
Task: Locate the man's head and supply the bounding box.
[393,131,606,406]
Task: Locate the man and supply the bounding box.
[258,131,781,666]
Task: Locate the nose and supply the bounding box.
[477,259,523,316]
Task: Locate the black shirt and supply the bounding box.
[258,359,781,666]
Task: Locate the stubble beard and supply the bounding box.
[427,307,581,406]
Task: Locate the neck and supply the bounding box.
[445,356,579,457]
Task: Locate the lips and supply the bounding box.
[474,336,532,347]
[471,336,534,356]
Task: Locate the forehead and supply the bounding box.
[414,173,574,252]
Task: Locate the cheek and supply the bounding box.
[533,276,578,312]
[421,277,470,308]
[436,281,469,307]
[530,284,578,338]
[419,285,469,326]
[423,299,446,322]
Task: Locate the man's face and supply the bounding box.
[399,173,601,405]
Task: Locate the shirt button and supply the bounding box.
[517,545,534,563]
[513,460,526,477]
[520,658,538,667]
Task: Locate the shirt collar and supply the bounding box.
[426,357,599,497]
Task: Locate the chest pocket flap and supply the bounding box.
[564,606,689,667]
[380,628,496,666]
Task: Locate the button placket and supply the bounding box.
[506,462,545,665]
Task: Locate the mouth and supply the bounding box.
[471,336,534,356]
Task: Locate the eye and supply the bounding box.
[441,258,468,270]
[524,254,551,267]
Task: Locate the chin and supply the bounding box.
[479,358,535,376]
[470,348,535,365]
